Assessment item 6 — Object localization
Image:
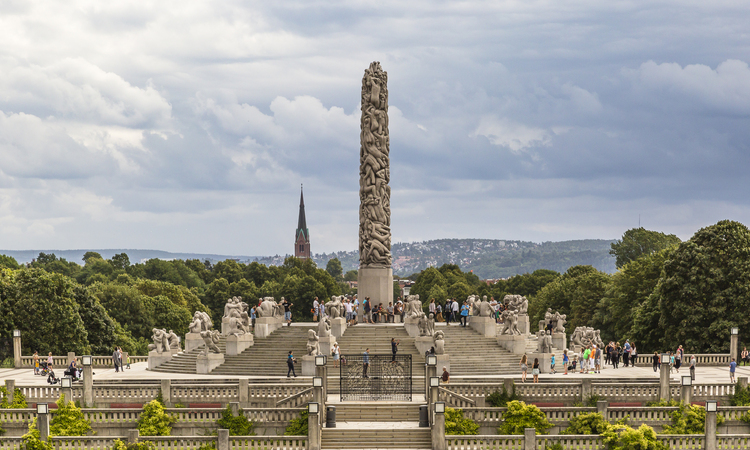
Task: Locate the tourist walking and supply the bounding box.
[532,358,540,383]
[460,301,469,327]
[364,297,372,323]
[594,346,601,373]
[436,303,443,322]
[33,351,39,375]
[363,348,370,378]
[345,300,354,326]
[313,297,319,322]
[612,344,620,369]
[674,346,682,373]
[452,300,459,324]
[730,358,737,383]
[623,340,631,367]
[287,351,297,378]
[563,350,569,375]
[520,355,528,383]
[441,366,450,383]
[112,347,121,372]
[332,343,340,368]
[690,354,696,381]
[550,353,556,374]
[391,338,400,362]
[652,352,659,372]
[281,298,293,326]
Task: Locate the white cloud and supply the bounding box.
[471,117,551,153]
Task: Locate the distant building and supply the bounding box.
[294,186,311,259]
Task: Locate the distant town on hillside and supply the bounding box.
[2,238,616,279]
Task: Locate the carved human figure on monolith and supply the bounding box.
[306,329,321,356]
[200,330,221,355]
[167,330,180,350]
[318,318,331,338]
[553,312,567,333]
[500,310,521,335]
[417,312,429,336]
[149,328,170,353]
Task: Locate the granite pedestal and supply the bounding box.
[147,351,172,370]
[319,336,337,357]
[497,334,526,354]
[358,266,393,311]
[517,314,530,335]
[301,355,316,376]
[393,314,401,324]
[552,333,567,352]
[414,336,434,355]
[226,334,254,356]
[470,316,497,337]
[330,317,347,338]
[196,353,224,374]
[185,333,204,352]
[404,317,420,337]
[255,317,282,338]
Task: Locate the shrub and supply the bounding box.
[22,418,52,450]
[499,401,552,435]
[216,406,256,436]
[486,386,521,407]
[50,394,92,436]
[645,399,681,407]
[602,424,667,450]
[113,440,156,450]
[445,408,479,435]
[730,382,750,406]
[138,400,177,436]
[284,410,308,436]
[0,387,27,408]
[574,394,605,408]
[662,403,724,435]
[562,412,610,435]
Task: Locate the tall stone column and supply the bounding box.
[358,61,393,310]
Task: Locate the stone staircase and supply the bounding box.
[438,324,523,375]
[153,325,316,376]
[322,403,430,449]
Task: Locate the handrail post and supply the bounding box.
[12,331,21,369]
[160,379,172,407]
[432,403,446,450]
[524,428,536,450]
[218,429,229,450]
[308,404,321,450]
[127,429,139,444]
[4,380,14,404]
[705,401,717,450]
[238,379,249,407]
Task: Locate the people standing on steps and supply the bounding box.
[345,299,354,326]
[363,348,370,378]
[452,300,459,324]
[391,338,400,362]
[595,345,602,373]
[287,351,297,378]
[550,353,556,374]
[112,347,121,373]
[532,358,540,383]
[364,297,372,324]
[623,340,631,367]
[652,352,659,372]
[441,366,450,383]
[332,343,340,368]
[460,301,469,327]
[429,298,436,319]
[313,297,319,322]
[520,354,528,383]
[436,302,443,322]
[690,354,696,381]
[563,350,569,375]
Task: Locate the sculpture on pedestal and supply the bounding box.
[433,330,445,355]
[318,317,331,338]
[404,295,422,319]
[504,295,528,315]
[499,310,521,335]
[149,328,170,353]
[476,296,493,317]
[189,311,213,333]
[167,330,180,350]
[257,297,281,318]
[570,326,604,348]
[359,61,391,268]
[538,330,553,353]
[426,313,435,336]
[306,329,321,356]
[224,296,248,319]
[326,296,344,319]
[417,312,429,336]
[553,312,567,333]
[200,330,221,355]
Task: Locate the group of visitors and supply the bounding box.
[112,346,130,372]
[603,340,637,368]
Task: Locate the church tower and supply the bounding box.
[294,186,311,259]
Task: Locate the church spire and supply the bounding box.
[295,185,311,258]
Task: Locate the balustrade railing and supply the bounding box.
[536,435,604,449]
[445,435,524,450]
[0,435,308,450]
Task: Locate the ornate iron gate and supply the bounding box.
[340,354,412,401]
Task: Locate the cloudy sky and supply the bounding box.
[1,0,749,256]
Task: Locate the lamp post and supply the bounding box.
[307,402,320,450]
[61,376,73,404]
[314,355,327,403]
[659,353,671,401]
[425,355,437,399]
[82,355,93,406]
[705,400,718,450]
[36,403,50,441]
[432,402,446,450]
[680,375,692,405]
[730,327,739,362]
[12,330,21,369]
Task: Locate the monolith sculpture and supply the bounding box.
[358,61,393,310]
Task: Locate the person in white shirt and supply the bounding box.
[451,299,459,324]
[313,297,319,322]
[345,300,354,325]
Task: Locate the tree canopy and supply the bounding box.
[610,227,681,269]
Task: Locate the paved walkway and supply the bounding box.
[1,361,748,386]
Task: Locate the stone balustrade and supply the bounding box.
[19,355,148,369]
[630,353,730,366]
[446,434,710,450]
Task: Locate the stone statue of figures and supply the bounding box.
[405,295,423,319]
[188,313,203,333]
[148,328,170,353]
[417,312,429,336]
[359,61,392,268]
[318,317,331,338]
[326,296,343,319]
[553,312,567,333]
[478,296,494,317]
[426,313,435,336]
[256,297,278,318]
[223,296,247,319]
[306,329,321,356]
[200,330,221,355]
[504,295,529,315]
[499,310,521,335]
[544,330,553,353]
[225,315,246,336]
[433,330,445,355]
[167,330,180,350]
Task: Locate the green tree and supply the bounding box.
[500,401,552,435]
[91,283,154,341]
[654,220,750,353]
[203,278,231,320]
[409,267,447,302]
[82,252,103,264]
[325,258,343,279]
[602,424,667,450]
[138,400,177,436]
[146,295,192,336]
[50,394,92,436]
[73,285,118,355]
[213,260,245,284]
[343,270,358,282]
[444,408,479,435]
[595,248,671,343]
[0,255,20,270]
[529,266,611,332]
[427,285,448,304]
[110,253,131,270]
[610,227,681,269]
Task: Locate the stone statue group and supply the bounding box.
[498,294,530,336]
[148,328,180,353]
